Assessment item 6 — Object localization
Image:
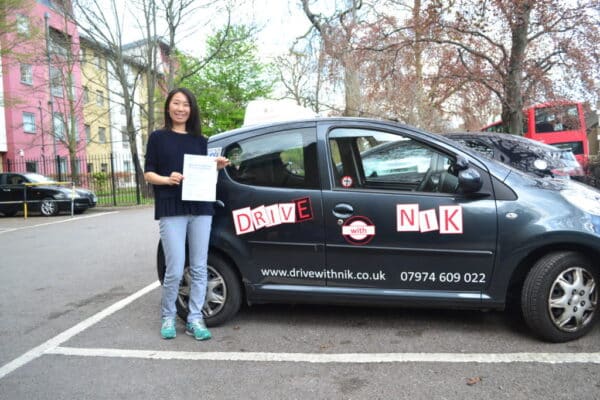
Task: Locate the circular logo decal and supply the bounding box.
[341,216,376,245]
[341,175,353,188]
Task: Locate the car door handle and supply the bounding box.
[332,203,354,219]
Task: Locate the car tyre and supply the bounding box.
[521,251,598,342]
[40,197,59,216]
[157,241,242,327]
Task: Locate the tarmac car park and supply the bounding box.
[157,117,600,343]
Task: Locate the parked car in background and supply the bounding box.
[443,132,585,179]
[156,118,600,342]
[0,172,97,217]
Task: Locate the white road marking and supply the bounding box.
[0,211,119,235]
[0,280,160,380]
[46,347,600,364]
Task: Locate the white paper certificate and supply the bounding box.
[181,154,217,202]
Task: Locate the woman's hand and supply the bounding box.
[167,171,184,185]
[215,156,230,170]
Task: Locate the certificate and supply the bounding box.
[181,154,218,202]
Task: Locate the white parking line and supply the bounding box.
[2,278,599,381]
[0,280,160,380]
[0,211,119,235]
[47,347,600,364]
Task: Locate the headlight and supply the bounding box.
[561,185,600,216]
[56,189,80,199]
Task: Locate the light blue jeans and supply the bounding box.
[159,215,212,323]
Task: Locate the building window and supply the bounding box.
[98,126,106,143]
[26,162,38,173]
[16,14,29,36]
[85,124,91,143]
[93,52,102,69]
[96,90,104,107]
[20,64,33,85]
[83,86,89,103]
[101,163,108,173]
[50,66,63,97]
[22,112,36,133]
[49,28,69,58]
[87,163,93,173]
[53,112,65,139]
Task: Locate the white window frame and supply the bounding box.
[23,112,36,133]
[20,64,33,85]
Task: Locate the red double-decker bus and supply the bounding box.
[482,101,589,165]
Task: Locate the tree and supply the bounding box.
[301,0,365,117]
[423,0,600,134]
[179,25,274,136]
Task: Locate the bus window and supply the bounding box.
[534,105,581,134]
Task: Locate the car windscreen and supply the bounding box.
[24,173,54,183]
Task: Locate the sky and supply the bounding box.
[117,0,314,60]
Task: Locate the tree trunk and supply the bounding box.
[501,2,532,135]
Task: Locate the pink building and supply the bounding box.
[1,0,86,177]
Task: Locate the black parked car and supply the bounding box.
[444,131,585,179]
[0,172,97,217]
[157,118,600,342]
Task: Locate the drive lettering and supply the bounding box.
[233,197,313,235]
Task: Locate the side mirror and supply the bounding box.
[458,168,482,193]
[455,156,470,171]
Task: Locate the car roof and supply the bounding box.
[209,117,430,141]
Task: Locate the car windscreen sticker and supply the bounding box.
[341,175,353,188]
[397,204,463,234]
[342,216,376,245]
[232,198,313,235]
[207,147,222,157]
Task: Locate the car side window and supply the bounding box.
[224,127,319,189]
[8,174,25,185]
[329,128,458,194]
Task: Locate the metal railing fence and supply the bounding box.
[3,153,153,207]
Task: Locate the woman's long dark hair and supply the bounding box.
[163,87,202,137]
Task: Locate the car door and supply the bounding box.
[216,125,327,286]
[321,124,498,302]
[0,174,26,213]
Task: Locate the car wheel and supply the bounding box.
[521,251,598,342]
[40,197,59,216]
[156,241,242,327]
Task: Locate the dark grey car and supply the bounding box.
[157,118,599,342]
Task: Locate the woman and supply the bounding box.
[144,87,229,340]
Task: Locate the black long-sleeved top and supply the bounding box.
[144,129,215,220]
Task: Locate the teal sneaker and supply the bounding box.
[160,318,176,339]
[185,320,212,341]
